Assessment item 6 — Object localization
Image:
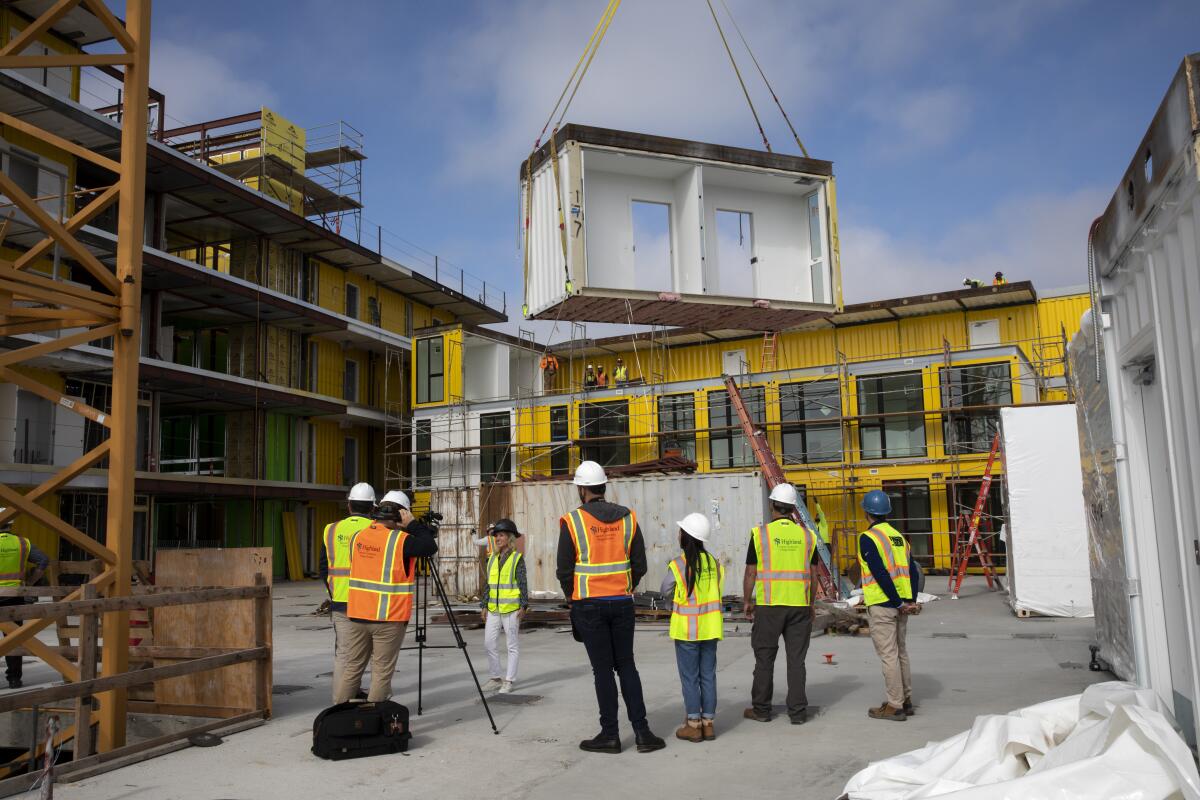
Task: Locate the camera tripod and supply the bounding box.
[404,553,498,734]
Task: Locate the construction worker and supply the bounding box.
[540,353,559,384]
[481,518,527,694]
[337,490,438,704]
[742,483,818,724]
[661,513,723,743]
[0,510,48,689]
[596,364,609,388]
[859,490,921,722]
[584,363,597,389]
[993,271,1007,286]
[814,500,830,546]
[614,357,628,385]
[557,460,665,754]
[962,277,985,289]
[320,482,377,702]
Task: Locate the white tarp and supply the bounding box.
[842,681,1200,800]
[1000,405,1093,618]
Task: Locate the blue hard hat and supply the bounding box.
[862,490,892,516]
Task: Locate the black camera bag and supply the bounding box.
[312,700,411,760]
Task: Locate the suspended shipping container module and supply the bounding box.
[1087,52,1200,747]
[521,125,843,330]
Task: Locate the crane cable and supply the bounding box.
[716,0,810,158]
[534,0,621,150]
[705,0,771,152]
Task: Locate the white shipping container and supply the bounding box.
[520,125,842,330]
[1088,53,1200,747]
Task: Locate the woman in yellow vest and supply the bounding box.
[661,512,723,743]
[481,518,527,694]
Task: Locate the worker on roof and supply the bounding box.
[858,490,921,723]
[614,357,628,385]
[320,482,377,702]
[558,461,665,754]
[481,518,528,695]
[993,271,1007,286]
[337,490,438,704]
[962,278,985,289]
[584,364,598,389]
[661,513,723,743]
[0,509,48,690]
[742,483,819,725]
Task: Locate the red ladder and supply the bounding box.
[723,376,842,600]
[948,431,1004,598]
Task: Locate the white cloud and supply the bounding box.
[858,86,973,158]
[839,186,1108,303]
[150,37,278,124]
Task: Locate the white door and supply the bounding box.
[722,349,747,376]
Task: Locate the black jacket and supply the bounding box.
[556,499,647,600]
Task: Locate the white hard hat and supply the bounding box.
[768,483,799,506]
[348,482,376,503]
[573,460,607,486]
[380,490,411,510]
[677,512,712,543]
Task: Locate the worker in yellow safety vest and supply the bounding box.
[742,483,818,725]
[558,460,665,754]
[481,518,527,695]
[336,490,438,703]
[0,509,48,689]
[814,500,830,545]
[613,358,628,385]
[320,482,376,702]
[993,271,1007,286]
[858,490,921,722]
[661,512,723,743]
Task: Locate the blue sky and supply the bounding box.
[144,0,1199,336]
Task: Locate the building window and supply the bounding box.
[882,479,932,562]
[13,389,54,465]
[415,336,445,404]
[780,380,841,464]
[658,393,696,461]
[707,386,764,469]
[550,405,570,476]
[414,419,432,485]
[480,412,511,482]
[345,282,360,319]
[947,478,1007,565]
[343,436,358,485]
[858,372,925,459]
[344,359,359,403]
[580,400,630,468]
[941,362,1013,455]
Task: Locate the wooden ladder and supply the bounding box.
[948,432,1005,598]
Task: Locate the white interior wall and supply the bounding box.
[672,167,704,294]
[583,168,683,293]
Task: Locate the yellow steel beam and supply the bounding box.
[0,53,132,68]
[12,183,120,270]
[0,323,118,368]
[0,484,116,564]
[0,570,114,659]
[80,0,135,53]
[0,113,122,175]
[0,440,112,529]
[0,365,112,427]
[0,261,120,309]
[0,0,80,58]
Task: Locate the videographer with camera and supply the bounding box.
[335,490,439,704]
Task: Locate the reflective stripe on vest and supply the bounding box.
[562,507,635,600]
[752,518,815,607]
[324,516,371,603]
[668,553,724,642]
[0,534,29,587]
[346,523,415,622]
[486,550,523,613]
[858,523,913,607]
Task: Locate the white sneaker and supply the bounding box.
[499,680,514,694]
[483,678,503,692]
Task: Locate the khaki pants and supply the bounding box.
[332,613,407,704]
[867,605,911,709]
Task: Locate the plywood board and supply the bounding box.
[153,549,272,712]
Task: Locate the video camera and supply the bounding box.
[418,510,443,533]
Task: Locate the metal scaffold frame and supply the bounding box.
[0,0,151,753]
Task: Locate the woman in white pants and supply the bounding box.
[481,518,527,693]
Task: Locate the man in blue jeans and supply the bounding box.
[557,461,666,754]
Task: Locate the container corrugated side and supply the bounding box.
[523,147,576,318]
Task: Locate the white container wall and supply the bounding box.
[1000,405,1093,618]
[520,125,842,330]
[1089,53,1200,747]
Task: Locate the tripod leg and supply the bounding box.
[427,564,499,734]
[417,570,426,715]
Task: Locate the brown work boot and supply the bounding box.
[903,697,915,717]
[701,719,715,741]
[868,702,907,722]
[675,719,703,743]
[743,707,772,722]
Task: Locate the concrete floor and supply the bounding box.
[57,578,1108,800]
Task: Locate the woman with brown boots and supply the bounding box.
[661,513,724,742]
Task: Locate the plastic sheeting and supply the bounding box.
[1000,405,1093,618]
[1070,318,1136,679]
[842,681,1200,800]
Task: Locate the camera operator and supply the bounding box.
[335,491,438,704]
